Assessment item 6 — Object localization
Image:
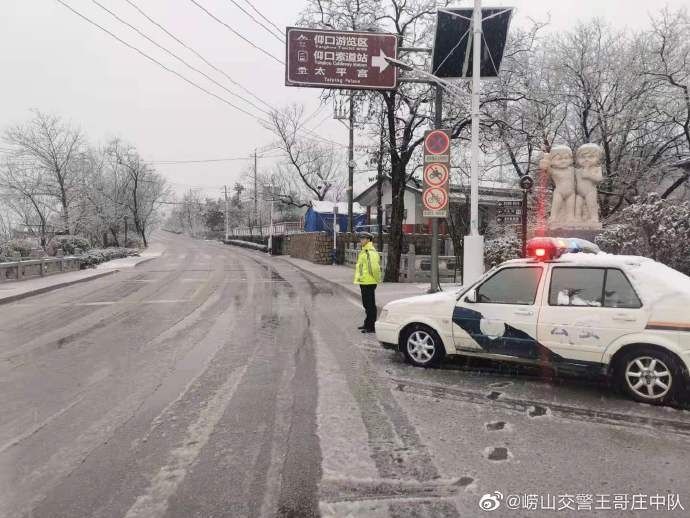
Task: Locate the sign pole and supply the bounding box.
[268,198,274,254]
[430,86,443,293]
[518,174,534,257]
[333,204,338,265]
[521,188,528,257]
[224,185,229,242]
[347,94,355,233]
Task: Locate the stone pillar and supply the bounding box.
[407,244,416,283]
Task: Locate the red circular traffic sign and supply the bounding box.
[424,163,449,187]
[423,187,448,211]
[425,130,450,155]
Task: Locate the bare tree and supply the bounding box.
[3,111,84,233]
[0,158,57,246]
[644,7,690,198]
[269,104,343,206]
[104,140,168,247]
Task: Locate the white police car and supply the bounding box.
[375,237,690,404]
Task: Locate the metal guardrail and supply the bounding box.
[0,256,81,282]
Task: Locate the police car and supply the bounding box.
[375,237,690,404]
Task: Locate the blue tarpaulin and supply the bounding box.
[304,201,367,232]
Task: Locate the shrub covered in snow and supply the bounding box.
[0,239,34,261]
[484,233,522,267]
[79,248,140,268]
[596,193,690,275]
[46,235,92,256]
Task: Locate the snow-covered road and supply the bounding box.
[1,232,689,517]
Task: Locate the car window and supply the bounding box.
[475,267,542,305]
[604,269,642,308]
[549,268,605,307]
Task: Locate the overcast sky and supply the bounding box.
[2,0,687,199]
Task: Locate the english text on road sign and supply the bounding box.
[424,163,449,187]
[285,28,398,90]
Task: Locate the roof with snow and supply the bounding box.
[310,200,365,214]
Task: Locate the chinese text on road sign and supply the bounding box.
[423,129,451,217]
[285,28,398,90]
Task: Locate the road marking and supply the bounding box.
[124,365,247,518]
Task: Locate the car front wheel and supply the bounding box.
[402,325,444,368]
[615,347,682,405]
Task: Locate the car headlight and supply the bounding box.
[379,309,389,321]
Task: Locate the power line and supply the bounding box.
[151,153,284,164]
[54,1,344,151]
[54,0,271,125]
[106,2,341,148]
[188,0,284,65]
[240,0,283,36]
[90,0,270,117]
[123,0,275,112]
[227,0,284,42]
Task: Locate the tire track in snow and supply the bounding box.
[123,365,247,518]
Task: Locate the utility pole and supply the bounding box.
[376,104,385,252]
[429,86,443,293]
[224,185,229,242]
[253,149,258,235]
[335,94,355,233]
[267,187,274,255]
[462,0,485,286]
[347,93,355,233]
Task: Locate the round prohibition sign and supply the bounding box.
[423,187,448,211]
[424,163,449,187]
[424,130,450,155]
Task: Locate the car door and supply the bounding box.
[538,267,646,364]
[453,265,550,362]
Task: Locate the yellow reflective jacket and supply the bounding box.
[354,242,382,285]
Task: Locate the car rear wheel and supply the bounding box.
[402,325,444,368]
[615,347,681,405]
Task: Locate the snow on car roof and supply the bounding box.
[504,252,690,302]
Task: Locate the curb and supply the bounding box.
[0,270,118,306]
[278,257,383,313]
[134,256,159,268]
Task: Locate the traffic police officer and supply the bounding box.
[354,232,381,333]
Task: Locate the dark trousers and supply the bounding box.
[360,284,377,330]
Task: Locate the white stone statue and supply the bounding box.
[575,143,603,227]
[540,145,576,225]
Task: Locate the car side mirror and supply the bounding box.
[465,289,477,303]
